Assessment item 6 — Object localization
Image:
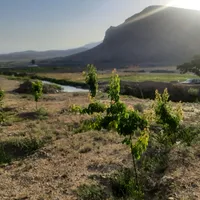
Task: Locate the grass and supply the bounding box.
[0,136,46,164]
[0,76,199,199]
[36,72,197,83]
[76,184,107,200]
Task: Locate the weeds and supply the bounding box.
[177,125,200,146]
[35,107,49,120]
[110,168,144,200]
[134,103,144,113]
[76,184,107,200]
[0,136,46,164]
[0,89,5,108]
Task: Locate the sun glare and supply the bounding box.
[168,0,200,10]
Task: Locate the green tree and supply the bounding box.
[32,80,43,110]
[31,59,36,65]
[0,89,5,108]
[153,88,183,145]
[108,69,120,103]
[177,55,200,76]
[84,64,98,98]
[0,89,5,122]
[93,70,149,192]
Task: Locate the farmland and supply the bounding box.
[0,69,199,199]
[37,71,197,83]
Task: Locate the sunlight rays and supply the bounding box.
[167,0,200,10]
[125,0,200,25]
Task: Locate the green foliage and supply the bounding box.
[73,69,190,199]
[102,101,127,130]
[110,168,144,200]
[154,89,183,145]
[177,55,200,76]
[70,102,106,115]
[134,103,144,113]
[82,101,106,114]
[118,110,148,137]
[35,107,49,120]
[188,88,199,102]
[74,115,103,133]
[0,136,45,164]
[0,89,5,108]
[177,125,200,146]
[70,104,83,113]
[131,130,149,160]
[108,69,120,103]
[76,184,107,200]
[0,89,5,123]
[188,88,199,97]
[84,64,98,98]
[31,80,43,109]
[32,80,43,102]
[78,69,150,194]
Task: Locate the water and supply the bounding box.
[42,80,89,93]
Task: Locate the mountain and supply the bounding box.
[82,41,102,49]
[0,48,87,62]
[0,41,101,62]
[41,6,200,68]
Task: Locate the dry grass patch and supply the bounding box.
[0,77,199,199]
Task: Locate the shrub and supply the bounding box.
[0,89,5,108]
[15,80,62,94]
[134,103,144,113]
[32,80,43,110]
[82,102,106,114]
[0,89,5,122]
[71,102,106,115]
[110,168,144,199]
[42,83,62,93]
[153,88,183,145]
[177,125,200,146]
[188,88,199,101]
[79,70,150,192]
[108,69,120,103]
[0,136,45,164]
[76,184,107,200]
[84,64,98,98]
[70,104,83,113]
[35,107,49,120]
[74,68,187,199]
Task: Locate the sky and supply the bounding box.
[0,0,200,53]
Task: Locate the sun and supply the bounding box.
[168,0,200,10]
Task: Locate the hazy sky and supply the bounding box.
[0,0,200,53]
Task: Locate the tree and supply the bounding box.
[108,69,120,103]
[31,59,36,65]
[0,89,5,108]
[84,64,98,98]
[177,55,200,76]
[32,80,43,110]
[0,89,5,122]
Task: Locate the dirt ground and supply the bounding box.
[0,77,199,200]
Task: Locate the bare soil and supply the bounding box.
[0,77,199,200]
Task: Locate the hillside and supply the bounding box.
[40,6,200,68]
[0,41,101,63]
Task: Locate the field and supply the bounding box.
[36,71,197,83]
[0,75,199,200]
